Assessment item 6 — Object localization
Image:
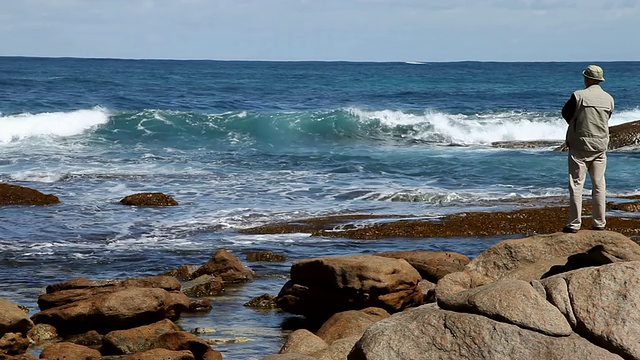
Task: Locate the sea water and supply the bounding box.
[1,58,639,358]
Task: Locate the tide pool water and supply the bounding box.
[1,58,639,358]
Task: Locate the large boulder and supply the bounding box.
[541,261,640,359]
[102,319,180,355]
[38,342,101,360]
[436,230,640,298]
[276,255,423,320]
[375,251,470,282]
[31,287,190,335]
[0,183,59,206]
[39,276,181,310]
[348,305,623,360]
[191,249,256,283]
[0,299,34,335]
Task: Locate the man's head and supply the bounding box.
[583,65,605,87]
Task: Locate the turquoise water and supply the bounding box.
[1,58,639,358]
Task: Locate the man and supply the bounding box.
[561,64,614,233]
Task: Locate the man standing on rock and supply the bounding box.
[561,65,614,233]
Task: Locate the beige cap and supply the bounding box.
[582,64,605,81]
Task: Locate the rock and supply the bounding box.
[121,349,195,360]
[276,255,423,320]
[38,342,101,360]
[313,335,361,360]
[187,299,212,313]
[120,192,178,206]
[436,231,640,298]
[437,280,572,336]
[243,294,279,309]
[39,276,182,310]
[181,275,224,297]
[316,308,389,345]
[0,298,34,335]
[278,329,328,355]
[0,354,38,359]
[192,249,256,283]
[608,200,640,212]
[64,330,103,350]
[0,333,29,356]
[608,119,640,149]
[0,183,60,206]
[151,331,213,360]
[542,261,640,359]
[102,319,180,355]
[348,305,623,360]
[26,323,57,343]
[246,251,287,262]
[376,251,470,282]
[263,354,317,360]
[31,287,190,335]
[164,265,200,281]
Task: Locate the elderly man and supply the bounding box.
[561,65,614,233]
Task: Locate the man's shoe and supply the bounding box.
[562,226,578,233]
[591,226,605,231]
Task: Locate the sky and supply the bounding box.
[0,0,638,62]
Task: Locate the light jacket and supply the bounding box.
[565,84,614,152]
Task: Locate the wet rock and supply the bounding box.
[608,119,640,149]
[120,192,178,206]
[246,251,286,262]
[0,183,60,206]
[608,200,640,212]
[26,323,57,344]
[121,349,195,360]
[243,294,279,309]
[181,275,224,297]
[187,299,212,313]
[64,330,103,350]
[278,329,327,355]
[164,265,200,281]
[192,249,256,283]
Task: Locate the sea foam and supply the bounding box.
[0,107,110,144]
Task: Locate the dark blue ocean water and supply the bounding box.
[1,57,640,358]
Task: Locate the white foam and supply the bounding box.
[0,107,110,144]
[348,108,640,145]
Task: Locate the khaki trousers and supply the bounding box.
[566,149,607,230]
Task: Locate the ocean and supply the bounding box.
[1,57,639,358]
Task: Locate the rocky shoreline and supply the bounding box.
[2,183,640,359]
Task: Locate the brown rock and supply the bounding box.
[263,354,317,360]
[542,261,640,359]
[187,299,212,313]
[192,249,256,283]
[278,329,327,355]
[181,275,224,297]
[246,251,286,262]
[0,354,38,360]
[0,183,60,206]
[102,319,180,355]
[376,251,470,282]
[164,265,200,281]
[313,335,361,360]
[152,331,212,360]
[39,276,182,310]
[26,324,57,344]
[243,294,279,309]
[38,342,101,360]
[0,333,29,356]
[64,330,103,350]
[120,192,178,206]
[349,305,623,360]
[608,200,640,212]
[437,280,572,336]
[31,287,190,335]
[316,307,390,345]
[0,298,34,335]
[608,119,640,149]
[121,349,195,360]
[277,255,423,319]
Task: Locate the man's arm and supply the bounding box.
[561,94,577,123]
